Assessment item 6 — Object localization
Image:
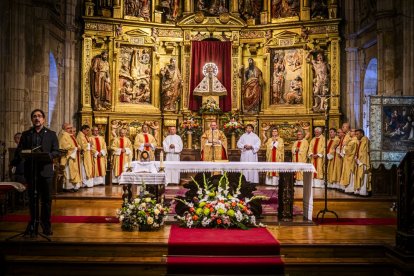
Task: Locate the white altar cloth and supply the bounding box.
[119,172,166,186]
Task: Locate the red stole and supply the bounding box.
[327,138,336,163]
[271,140,277,176]
[144,134,150,151]
[312,138,320,178]
[95,136,103,177]
[119,138,124,176]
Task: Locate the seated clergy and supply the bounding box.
[134,124,157,161]
[111,128,132,183]
[200,121,228,161]
[265,127,284,186]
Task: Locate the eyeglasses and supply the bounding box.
[32,114,44,119]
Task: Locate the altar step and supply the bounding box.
[0,241,399,275]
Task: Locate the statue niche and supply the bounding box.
[159,0,180,22]
[160,58,183,112]
[307,50,330,112]
[119,47,152,104]
[311,0,329,19]
[239,58,263,114]
[271,0,300,19]
[195,0,228,16]
[239,0,261,21]
[124,0,151,21]
[271,48,303,105]
[91,51,112,111]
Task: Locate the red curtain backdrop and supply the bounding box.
[189,41,232,112]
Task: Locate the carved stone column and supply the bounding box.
[183,0,191,15]
[402,0,414,95]
[301,0,310,21]
[376,0,396,96]
[231,0,239,14]
[344,44,360,127]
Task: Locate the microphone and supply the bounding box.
[32,145,42,153]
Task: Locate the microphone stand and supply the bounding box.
[211,128,215,162]
[7,141,51,241]
[316,95,339,223]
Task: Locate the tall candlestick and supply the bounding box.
[159,150,165,172]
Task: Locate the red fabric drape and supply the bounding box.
[189,41,232,111]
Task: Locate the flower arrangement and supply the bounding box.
[222,110,244,135]
[199,98,223,115]
[117,189,169,231]
[180,116,200,132]
[223,118,244,135]
[174,173,266,229]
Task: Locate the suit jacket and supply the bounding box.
[12,126,60,179]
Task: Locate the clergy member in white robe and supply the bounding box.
[163,126,183,184]
[237,124,261,183]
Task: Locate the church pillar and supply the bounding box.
[376,0,396,96]
[344,44,360,128]
[402,0,414,95]
[0,0,28,150]
[81,35,93,112]
[63,0,80,125]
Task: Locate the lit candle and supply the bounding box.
[160,150,164,169]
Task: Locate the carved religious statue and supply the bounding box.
[272,53,286,104]
[91,51,112,110]
[271,0,300,19]
[239,0,261,20]
[119,47,151,104]
[160,58,183,112]
[124,0,151,21]
[307,50,330,112]
[193,62,227,97]
[196,0,228,16]
[160,0,180,21]
[239,58,263,113]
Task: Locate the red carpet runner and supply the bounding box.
[167,225,284,275]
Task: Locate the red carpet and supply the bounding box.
[0,214,119,223]
[167,225,284,275]
[313,217,397,225]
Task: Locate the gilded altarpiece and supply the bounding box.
[79,0,341,156]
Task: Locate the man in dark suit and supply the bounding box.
[11,109,59,236]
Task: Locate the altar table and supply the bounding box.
[118,172,166,203]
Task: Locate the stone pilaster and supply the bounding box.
[403,0,414,95]
[376,0,396,96]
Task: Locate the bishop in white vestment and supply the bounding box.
[237,124,261,183]
[163,126,183,184]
